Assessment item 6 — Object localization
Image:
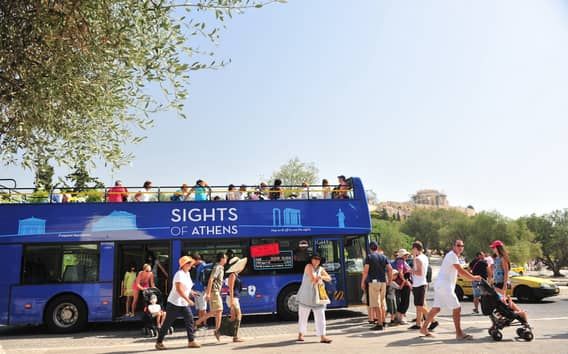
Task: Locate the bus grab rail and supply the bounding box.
[0,183,356,204]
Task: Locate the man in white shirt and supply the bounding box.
[420,240,481,340]
[155,256,201,350]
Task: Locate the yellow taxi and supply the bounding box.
[455,270,559,302]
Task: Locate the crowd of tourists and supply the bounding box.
[102,175,352,202]
[148,238,522,349]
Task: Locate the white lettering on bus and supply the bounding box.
[170,208,239,223]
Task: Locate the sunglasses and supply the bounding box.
[456,244,465,247]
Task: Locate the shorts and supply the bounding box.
[433,287,461,310]
[368,281,386,309]
[412,285,427,306]
[209,291,223,312]
[494,282,505,290]
[195,291,207,311]
[472,281,481,298]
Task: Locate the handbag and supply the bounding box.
[361,290,367,305]
[314,268,331,305]
[219,316,237,337]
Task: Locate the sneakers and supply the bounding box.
[371,324,384,331]
[214,329,221,342]
[472,308,479,314]
[408,325,421,330]
[188,341,201,348]
[155,342,166,350]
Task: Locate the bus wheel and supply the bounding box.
[45,294,88,333]
[277,284,300,321]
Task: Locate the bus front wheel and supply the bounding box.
[45,294,88,333]
[277,284,300,321]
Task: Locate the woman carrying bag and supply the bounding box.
[295,253,333,344]
[226,256,248,343]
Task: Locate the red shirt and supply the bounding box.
[108,186,128,202]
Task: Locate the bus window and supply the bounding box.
[344,235,366,274]
[183,241,249,275]
[250,238,312,273]
[22,244,99,284]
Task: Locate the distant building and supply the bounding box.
[375,189,475,219]
[411,189,448,207]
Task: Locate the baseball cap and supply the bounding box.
[490,240,504,248]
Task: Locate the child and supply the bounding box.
[498,292,528,322]
[121,264,137,316]
[386,270,399,325]
[147,294,166,329]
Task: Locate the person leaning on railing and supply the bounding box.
[107,180,129,203]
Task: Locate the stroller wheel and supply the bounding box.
[523,331,534,341]
[168,326,174,335]
[491,330,503,341]
[516,328,525,338]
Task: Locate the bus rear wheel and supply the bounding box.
[45,294,88,333]
[277,284,300,321]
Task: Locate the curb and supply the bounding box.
[559,286,568,296]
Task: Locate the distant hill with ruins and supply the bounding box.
[372,189,476,219]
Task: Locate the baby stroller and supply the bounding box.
[142,288,173,337]
[479,279,533,341]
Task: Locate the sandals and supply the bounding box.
[457,334,473,341]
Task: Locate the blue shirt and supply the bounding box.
[194,186,207,201]
[365,253,389,282]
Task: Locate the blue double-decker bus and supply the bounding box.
[0,178,371,332]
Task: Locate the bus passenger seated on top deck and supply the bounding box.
[332,175,350,199]
[226,184,239,200]
[269,179,283,200]
[191,180,209,201]
[134,180,155,202]
[171,183,190,201]
[107,180,129,202]
[322,179,331,199]
[299,182,310,199]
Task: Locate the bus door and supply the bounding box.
[115,242,171,318]
[314,239,347,307]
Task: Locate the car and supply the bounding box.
[510,264,525,275]
[455,270,559,302]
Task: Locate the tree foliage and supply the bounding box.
[61,162,104,192]
[370,215,412,258]
[522,211,568,276]
[0,0,284,170]
[270,157,319,186]
[401,209,541,265]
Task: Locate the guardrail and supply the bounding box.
[0,184,355,204]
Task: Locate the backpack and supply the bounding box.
[197,263,213,286]
[426,264,432,283]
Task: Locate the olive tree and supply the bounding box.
[0,0,285,171]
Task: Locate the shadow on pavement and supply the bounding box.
[231,339,318,350]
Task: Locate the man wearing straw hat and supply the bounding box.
[155,256,201,350]
[226,256,248,342]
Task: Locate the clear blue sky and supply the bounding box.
[4,0,568,218]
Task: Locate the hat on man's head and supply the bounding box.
[397,248,410,257]
[178,255,194,269]
[226,257,248,274]
[490,240,504,249]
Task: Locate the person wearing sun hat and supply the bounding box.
[490,240,510,295]
[392,248,412,325]
[226,257,248,342]
[155,256,200,350]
